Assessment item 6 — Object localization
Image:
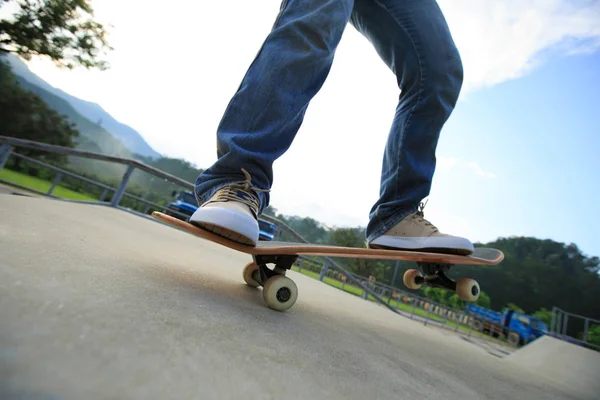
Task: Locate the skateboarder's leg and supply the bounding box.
[191,0,354,244]
[350,0,473,254]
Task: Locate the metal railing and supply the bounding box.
[550,307,599,350]
[0,136,195,219]
[291,254,533,352]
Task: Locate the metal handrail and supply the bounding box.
[0,136,194,189]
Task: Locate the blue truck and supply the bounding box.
[466,304,548,346]
[165,190,278,241]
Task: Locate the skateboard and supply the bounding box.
[152,211,503,312]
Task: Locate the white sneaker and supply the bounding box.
[368,202,474,255]
[189,169,267,246]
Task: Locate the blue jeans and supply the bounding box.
[195,0,463,242]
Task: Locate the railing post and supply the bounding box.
[111,164,135,207]
[48,172,63,196]
[583,318,590,343]
[318,262,329,282]
[0,144,13,171]
[361,278,368,299]
[99,188,109,202]
[391,260,400,286]
[562,312,569,336]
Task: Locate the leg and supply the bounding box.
[191,0,354,245]
[195,0,354,211]
[350,0,471,253]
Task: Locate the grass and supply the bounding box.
[0,168,99,202]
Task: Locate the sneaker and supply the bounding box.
[189,169,267,246]
[367,202,474,255]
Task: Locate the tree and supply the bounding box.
[506,303,525,313]
[0,0,112,70]
[475,291,491,309]
[263,205,278,218]
[422,287,446,305]
[581,325,600,348]
[0,59,79,164]
[328,227,390,279]
[532,307,552,326]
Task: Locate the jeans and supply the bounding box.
[195,0,463,242]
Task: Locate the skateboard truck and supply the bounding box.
[252,254,298,284]
[405,262,480,300]
[240,255,300,311]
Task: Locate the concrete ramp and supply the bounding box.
[506,335,600,397]
[0,193,595,400]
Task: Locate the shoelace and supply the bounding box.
[210,168,269,216]
[411,200,439,233]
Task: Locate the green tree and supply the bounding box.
[0,59,79,164]
[328,227,389,279]
[582,325,600,347]
[422,287,443,304]
[0,0,112,70]
[475,291,491,309]
[452,237,600,323]
[532,307,552,326]
[263,205,278,217]
[506,303,525,313]
[448,294,464,309]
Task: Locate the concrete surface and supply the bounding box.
[0,194,596,399]
[506,335,600,393]
[0,182,38,196]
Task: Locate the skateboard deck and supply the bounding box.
[152,211,503,312]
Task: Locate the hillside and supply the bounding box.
[13,75,133,158]
[4,54,161,159]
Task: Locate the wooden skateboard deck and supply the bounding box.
[152,211,503,312]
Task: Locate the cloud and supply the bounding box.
[437,156,497,179]
[438,0,600,93]
[466,162,497,179]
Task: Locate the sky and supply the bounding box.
[10,0,600,257]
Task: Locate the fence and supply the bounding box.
[0,136,195,220]
[549,307,599,351]
[292,255,543,351]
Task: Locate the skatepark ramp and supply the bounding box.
[1,193,598,399]
[505,335,600,397]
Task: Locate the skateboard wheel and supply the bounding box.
[403,269,423,290]
[242,262,261,288]
[456,278,480,302]
[262,275,298,312]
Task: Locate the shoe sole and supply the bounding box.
[193,222,255,246]
[368,243,472,256]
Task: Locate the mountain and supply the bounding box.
[13,75,134,157]
[4,54,161,159]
